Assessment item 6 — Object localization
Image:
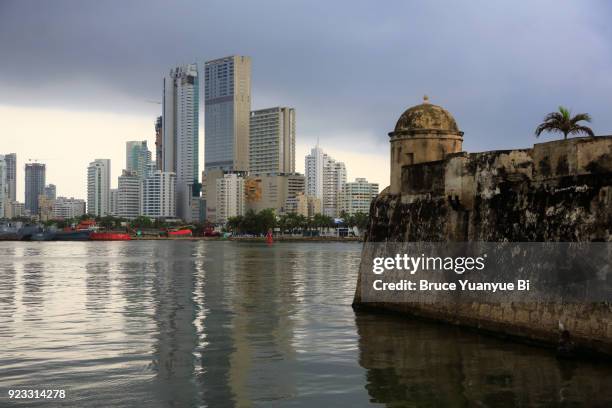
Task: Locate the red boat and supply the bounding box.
[90,232,131,241]
[168,229,192,237]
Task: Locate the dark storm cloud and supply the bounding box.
[1,0,611,154]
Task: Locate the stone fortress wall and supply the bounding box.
[354,97,612,355]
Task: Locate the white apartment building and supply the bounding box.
[215,173,244,224]
[87,159,111,217]
[142,171,176,218]
[52,197,86,219]
[338,178,379,215]
[163,64,199,221]
[117,170,141,219]
[305,146,346,217]
[249,107,295,174]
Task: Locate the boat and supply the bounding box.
[54,229,92,241]
[0,222,43,241]
[0,222,22,240]
[90,232,131,241]
[168,229,193,237]
[31,229,57,241]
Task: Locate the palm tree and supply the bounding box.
[535,106,594,139]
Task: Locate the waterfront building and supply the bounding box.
[44,184,56,200]
[338,178,379,215]
[215,173,244,224]
[38,194,55,221]
[126,141,152,179]
[204,55,251,172]
[0,155,6,218]
[286,192,322,218]
[4,153,16,202]
[5,201,25,218]
[249,107,295,174]
[141,170,176,218]
[323,160,346,217]
[53,197,86,219]
[87,159,111,217]
[110,189,118,216]
[162,64,200,221]
[25,162,46,215]
[155,116,162,170]
[117,170,141,219]
[244,173,305,214]
[305,146,346,217]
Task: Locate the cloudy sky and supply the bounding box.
[1,0,611,201]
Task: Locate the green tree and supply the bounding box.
[535,106,594,139]
[130,216,153,229]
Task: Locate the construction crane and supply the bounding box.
[27,157,60,163]
[146,100,162,105]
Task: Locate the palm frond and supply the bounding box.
[570,113,592,124]
[569,125,595,137]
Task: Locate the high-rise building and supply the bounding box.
[44,184,56,200]
[25,163,46,215]
[249,107,296,174]
[155,116,163,170]
[305,146,325,199]
[163,64,200,221]
[117,170,141,219]
[305,146,346,217]
[126,141,152,179]
[323,160,346,217]
[215,173,244,224]
[0,155,7,218]
[204,56,251,172]
[142,171,176,218]
[338,178,379,215]
[4,153,16,202]
[109,189,118,216]
[244,173,305,214]
[87,159,111,217]
[53,197,86,219]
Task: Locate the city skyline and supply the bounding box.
[2,1,612,202]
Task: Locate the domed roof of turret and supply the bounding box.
[393,96,461,134]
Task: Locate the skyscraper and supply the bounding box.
[204,56,251,172]
[0,155,7,218]
[155,116,163,171]
[249,107,296,174]
[87,159,110,217]
[4,153,16,202]
[163,64,199,221]
[305,145,325,199]
[126,140,152,179]
[25,163,46,215]
[305,146,346,217]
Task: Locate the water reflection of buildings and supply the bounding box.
[150,242,199,407]
[196,243,300,406]
[0,245,17,338]
[355,312,612,406]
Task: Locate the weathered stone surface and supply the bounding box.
[355,136,612,355]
